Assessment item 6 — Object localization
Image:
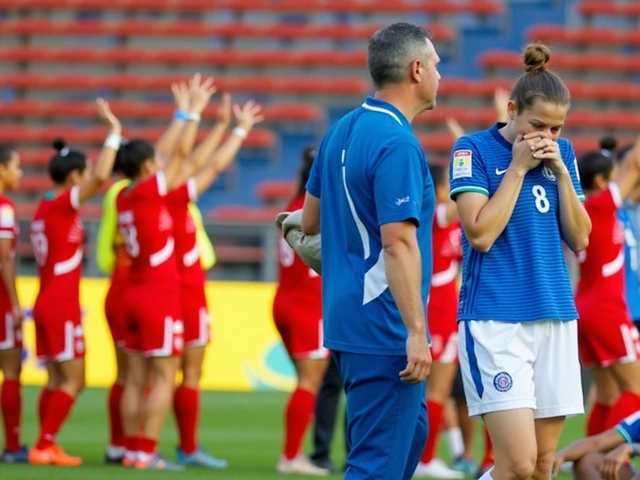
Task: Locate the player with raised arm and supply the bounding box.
[96,74,223,465]
[28,100,121,466]
[415,164,463,479]
[273,147,332,476]
[450,43,591,480]
[575,137,640,435]
[0,146,24,464]
[168,92,263,469]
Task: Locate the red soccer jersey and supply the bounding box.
[275,195,321,303]
[429,203,462,317]
[30,186,84,301]
[166,178,203,286]
[575,183,628,319]
[0,195,18,302]
[116,172,179,285]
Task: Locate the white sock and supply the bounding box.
[443,428,464,459]
[479,468,494,480]
[107,445,126,458]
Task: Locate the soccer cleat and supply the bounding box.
[310,457,341,474]
[452,456,479,477]
[104,452,124,465]
[475,462,494,480]
[414,459,465,479]
[135,454,184,471]
[176,447,228,469]
[276,455,330,475]
[0,445,28,463]
[28,445,82,467]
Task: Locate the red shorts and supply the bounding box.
[273,294,327,360]
[124,283,184,358]
[33,298,84,362]
[578,313,640,368]
[428,288,459,364]
[0,306,22,351]
[180,283,210,348]
[105,280,127,348]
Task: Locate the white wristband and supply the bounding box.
[104,133,122,151]
[232,127,248,140]
[186,111,201,122]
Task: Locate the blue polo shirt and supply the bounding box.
[616,411,640,443]
[306,96,435,356]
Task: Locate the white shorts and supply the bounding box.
[458,319,584,419]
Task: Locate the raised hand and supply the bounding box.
[188,73,216,114]
[171,81,190,111]
[96,98,122,134]
[233,100,265,132]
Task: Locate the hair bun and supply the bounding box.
[52,138,67,152]
[523,42,551,73]
[599,136,617,152]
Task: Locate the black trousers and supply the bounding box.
[311,355,349,461]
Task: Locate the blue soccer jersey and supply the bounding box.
[306,96,435,355]
[449,124,584,322]
[616,411,640,443]
[619,207,640,321]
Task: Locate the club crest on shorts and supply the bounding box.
[493,372,512,392]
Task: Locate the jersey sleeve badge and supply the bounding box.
[0,205,15,228]
[452,150,472,179]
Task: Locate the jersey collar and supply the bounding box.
[489,122,514,152]
[361,96,411,131]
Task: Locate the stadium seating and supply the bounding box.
[528,25,638,47]
[210,205,282,224]
[1,100,325,124]
[0,19,454,43]
[0,73,370,96]
[578,1,640,19]
[0,0,502,15]
[255,180,295,205]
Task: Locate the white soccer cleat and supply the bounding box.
[414,459,465,479]
[276,455,330,476]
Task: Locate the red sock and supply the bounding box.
[481,427,494,466]
[604,391,640,430]
[420,400,444,464]
[1,379,21,452]
[108,383,125,448]
[283,387,316,460]
[37,388,54,428]
[139,437,158,455]
[173,385,199,455]
[35,390,75,450]
[587,403,610,435]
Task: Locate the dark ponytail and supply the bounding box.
[48,138,87,185]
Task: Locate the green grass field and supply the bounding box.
[2,386,583,480]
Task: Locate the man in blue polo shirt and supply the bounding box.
[301,23,440,479]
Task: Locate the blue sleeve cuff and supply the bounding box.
[616,425,633,443]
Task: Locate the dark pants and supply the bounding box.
[311,355,347,461]
[334,351,428,480]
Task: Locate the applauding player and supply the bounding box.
[576,136,640,435]
[29,100,121,466]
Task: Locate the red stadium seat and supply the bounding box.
[0,126,276,149]
[0,46,367,68]
[479,50,638,73]
[0,0,502,15]
[211,245,264,264]
[528,25,622,46]
[0,19,455,43]
[17,148,101,167]
[579,1,640,18]
[14,201,102,219]
[255,180,296,205]
[209,205,282,224]
[1,100,324,124]
[0,73,370,96]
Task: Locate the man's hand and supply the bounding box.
[400,331,431,384]
[600,444,633,480]
[551,452,565,477]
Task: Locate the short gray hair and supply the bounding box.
[368,23,433,89]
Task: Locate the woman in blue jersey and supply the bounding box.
[449,42,592,480]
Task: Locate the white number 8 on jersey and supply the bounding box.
[532,185,550,214]
[120,224,140,258]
